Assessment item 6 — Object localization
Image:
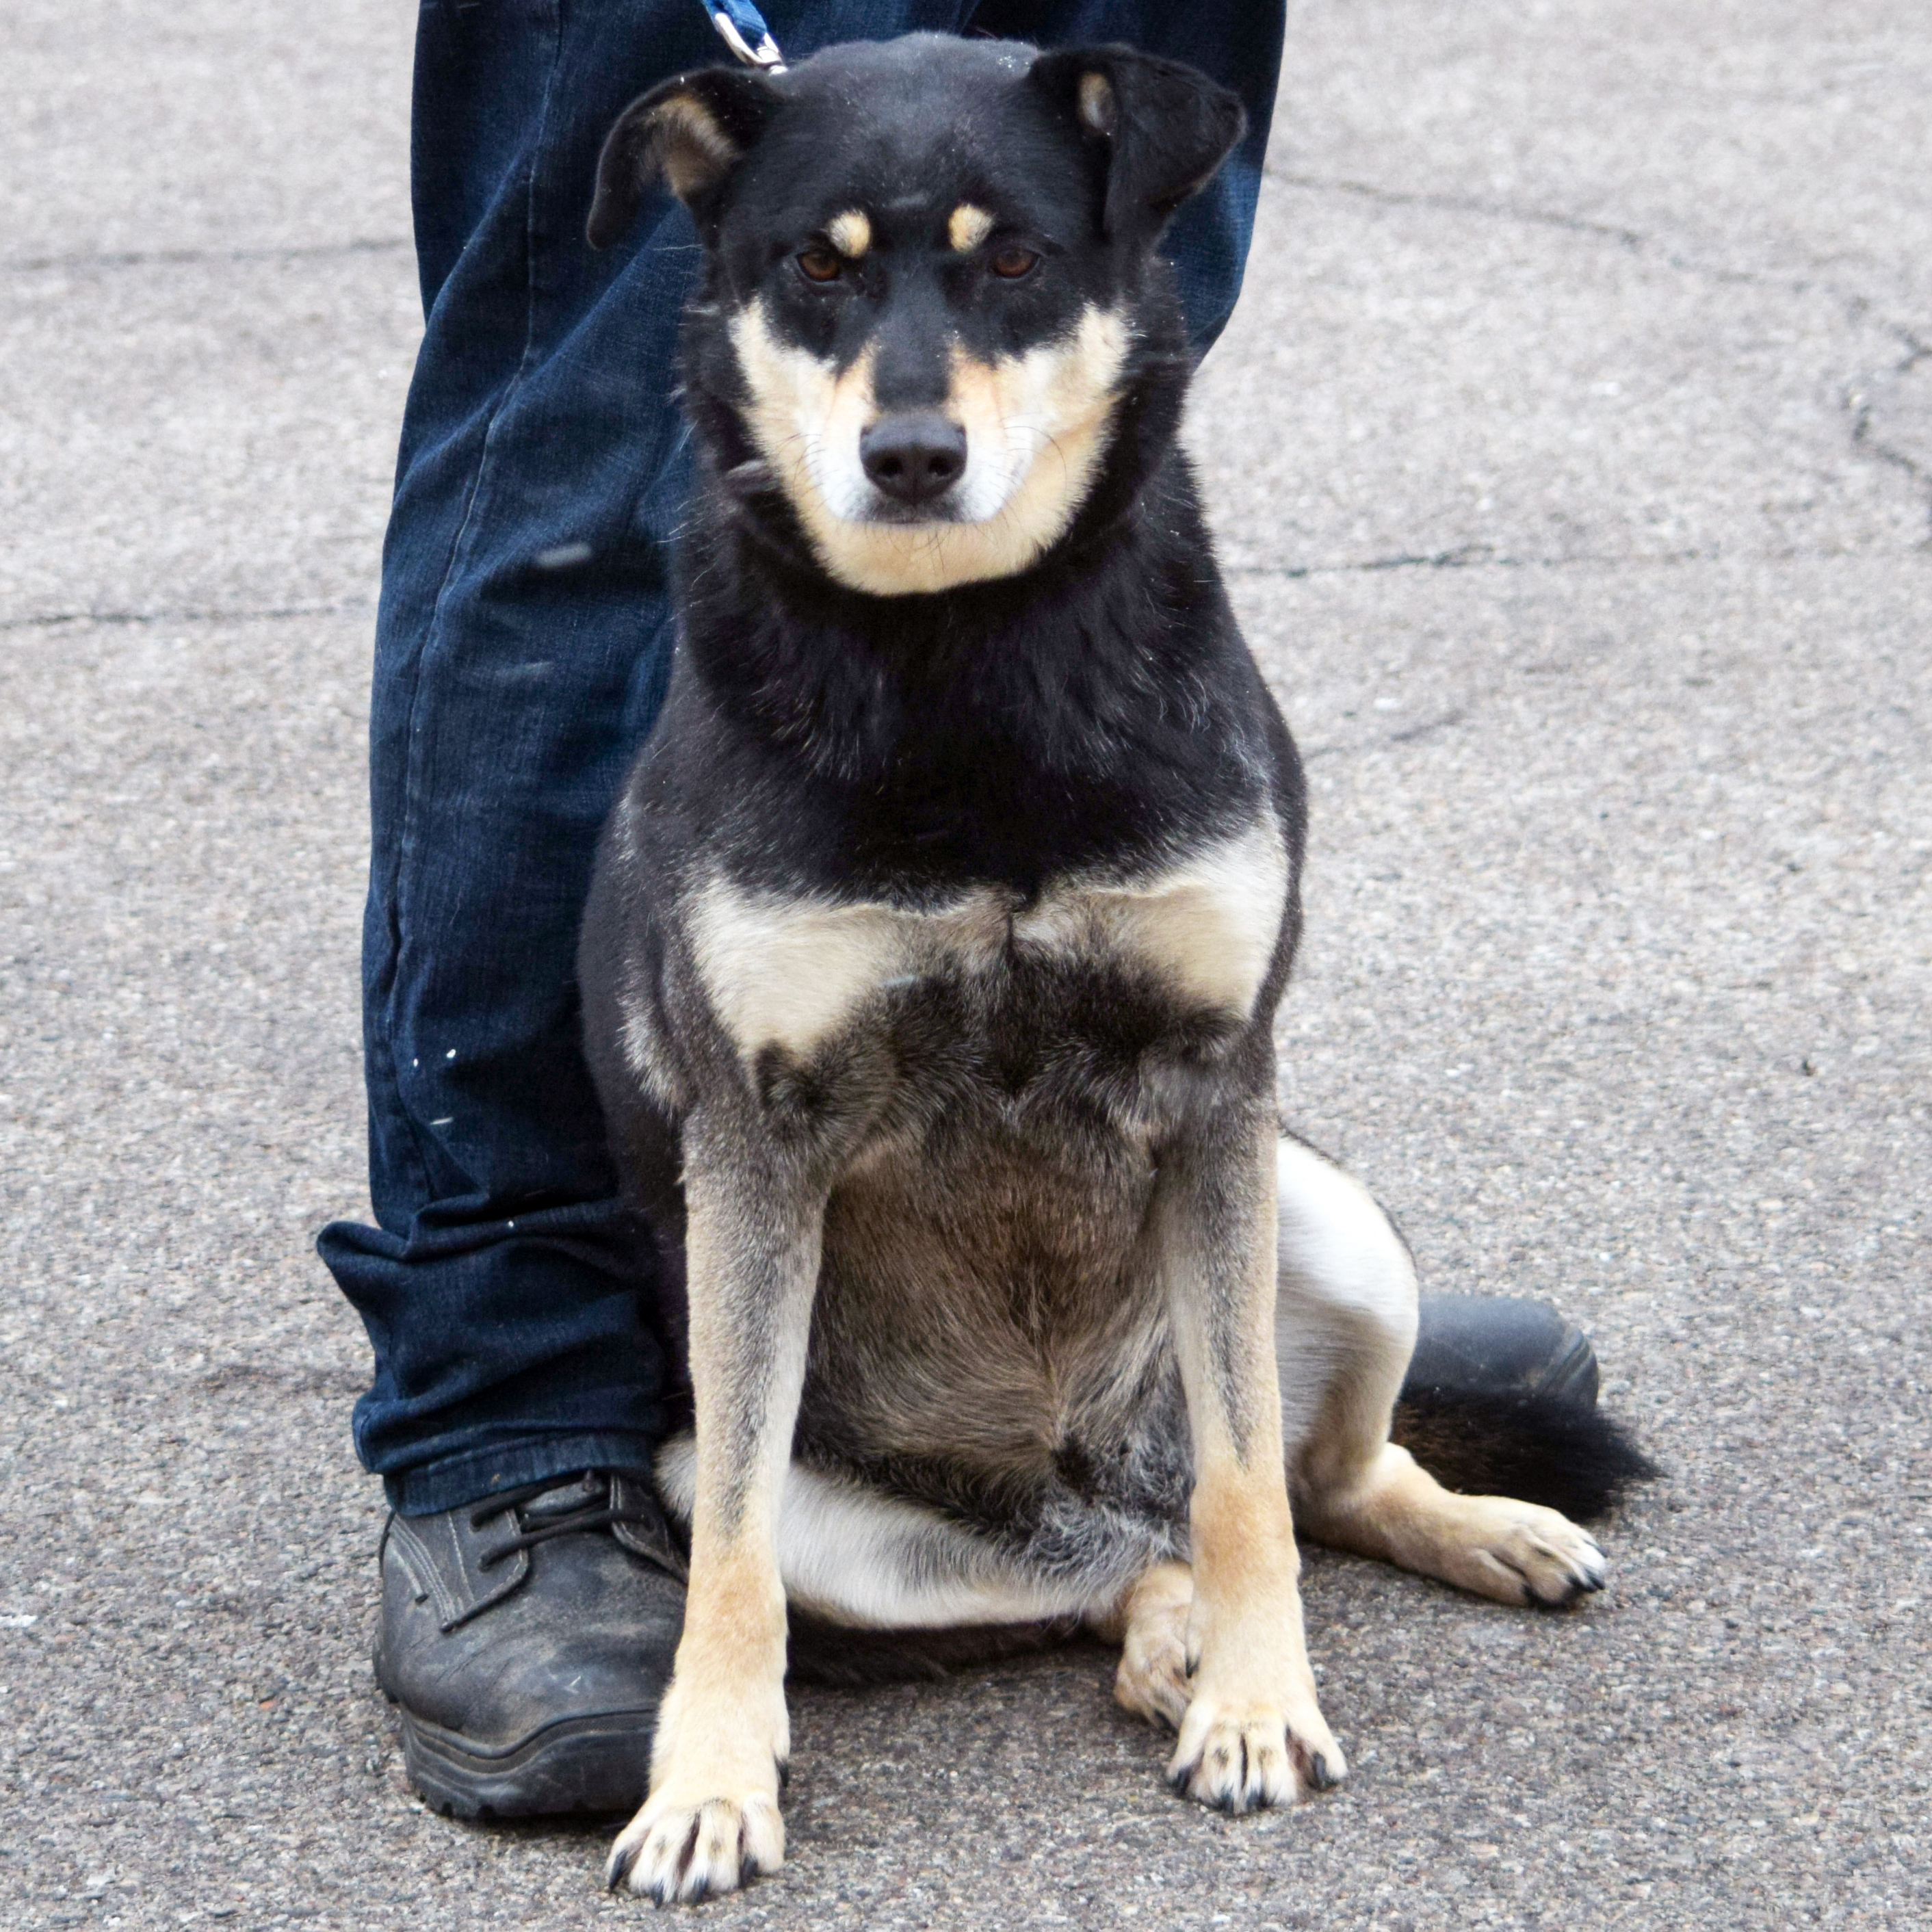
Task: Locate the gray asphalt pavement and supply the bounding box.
[3,3,1928,1927]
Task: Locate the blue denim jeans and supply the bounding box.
[319,0,1285,1515]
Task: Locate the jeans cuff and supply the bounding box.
[384,1431,664,1517]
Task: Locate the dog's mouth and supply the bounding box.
[860,497,970,526]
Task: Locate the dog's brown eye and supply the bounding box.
[797,246,842,284]
[990,246,1039,280]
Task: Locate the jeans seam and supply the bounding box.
[377,0,570,1210]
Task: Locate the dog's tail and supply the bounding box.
[1389,1294,1661,1520]
[1390,1387,1659,1522]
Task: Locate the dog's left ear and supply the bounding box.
[1029,46,1246,246]
[588,66,783,248]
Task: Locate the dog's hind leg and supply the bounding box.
[655,1435,1117,1632]
[605,1147,824,1905]
[1274,1136,1608,1606]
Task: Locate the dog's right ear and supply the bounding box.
[1028,46,1245,247]
[587,67,782,248]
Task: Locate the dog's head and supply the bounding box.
[588,34,1243,598]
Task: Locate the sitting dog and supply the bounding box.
[578,33,1643,1905]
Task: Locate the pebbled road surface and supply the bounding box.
[3,3,1927,1927]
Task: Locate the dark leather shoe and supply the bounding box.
[374,1470,686,1818]
[1405,1294,1600,1407]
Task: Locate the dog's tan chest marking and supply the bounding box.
[691,887,911,1063]
[1017,816,1288,1021]
[690,878,1007,1061]
[690,816,1287,1062]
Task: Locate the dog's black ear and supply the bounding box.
[588,66,783,248]
[1029,45,1246,245]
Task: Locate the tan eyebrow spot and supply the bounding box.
[826,210,871,258]
[947,203,995,253]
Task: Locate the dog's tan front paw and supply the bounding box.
[610,1621,790,1903]
[1454,1500,1607,1606]
[606,1789,785,1905]
[1117,1617,1192,1729]
[1167,1690,1346,1814]
[1114,1566,1194,1729]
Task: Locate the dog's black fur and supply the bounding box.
[584,34,1306,1582]
[588,71,1274,1175]
[573,33,1651,1900]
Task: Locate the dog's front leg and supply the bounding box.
[607,1137,823,1904]
[1158,1101,1345,1813]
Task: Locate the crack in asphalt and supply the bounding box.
[1225,539,1932,582]
[1843,328,1932,545]
[1266,170,1647,251]
[1262,169,1932,547]
[1264,168,1881,312]
[1385,706,1467,745]
[2,237,411,276]
[0,597,374,634]
[1225,544,1721,579]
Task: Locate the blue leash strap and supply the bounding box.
[706,0,785,70]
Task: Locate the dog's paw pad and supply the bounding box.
[1166,1699,1346,1814]
[606,1792,784,1904]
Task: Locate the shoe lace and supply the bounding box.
[467,1471,655,1570]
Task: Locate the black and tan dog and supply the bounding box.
[579,33,1643,1905]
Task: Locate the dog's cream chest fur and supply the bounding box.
[688,814,1287,1064]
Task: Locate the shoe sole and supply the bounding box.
[389,1698,659,1819]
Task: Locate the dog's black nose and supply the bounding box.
[859,414,967,505]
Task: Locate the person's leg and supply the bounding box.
[334,0,1001,1823]
[319,0,716,1515]
[321,0,731,1818]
